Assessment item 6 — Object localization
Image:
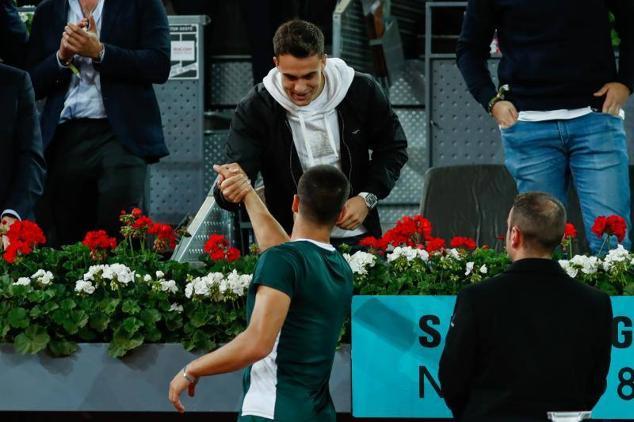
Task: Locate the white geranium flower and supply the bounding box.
[155,270,165,279]
[31,269,54,286]
[387,246,419,262]
[224,271,252,296]
[465,262,474,276]
[143,274,152,282]
[184,282,193,299]
[159,279,178,294]
[192,277,210,297]
[169,303,184,313]
[446,248,461,260]
[559,260,578,278]
[344,251,377,275]
[479,264,488,274]
[603,245,630,271]
[14,277,31,286]
[75,280,95,295]
[109,264,135,285]
[84,264,106,281]
[570,255,600,275]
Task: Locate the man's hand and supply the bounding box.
[336,196,369,230]
[1,216,17,251]
[168,369,197,413]
[594,82,631,116]
[58,20,82,62]
[62,15,103,60]
[491,100,518,128]
[213,163,252,203]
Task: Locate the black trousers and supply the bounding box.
[37,119,147,247]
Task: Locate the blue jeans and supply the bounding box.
[501,112,631,254]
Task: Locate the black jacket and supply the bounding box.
[457,0,634,112]
[0,0,28,68]
[0,64,46,219]
[215,72,408,238]
[26,0,170,161]
[439,258,613,421]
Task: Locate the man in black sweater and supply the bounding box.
[439,192,613,421]
[457,0,633,253]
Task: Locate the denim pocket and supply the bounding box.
[499,120,521,133]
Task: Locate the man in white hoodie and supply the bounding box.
[215,19,408,246]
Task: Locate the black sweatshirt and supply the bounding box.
[457,0,634,112]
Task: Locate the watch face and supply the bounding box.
[365,194,378,209]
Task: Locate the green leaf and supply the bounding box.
[59,298,77,312]
[108,334,144,358]
[89,312,110,332]
[623,282,634,296]
[30,305,42,318]
[0,321,9,339]
[144,327,162,342]
[78,326,97,341]
[190,306,211,328]
[139,308,161,326]
[62,310,89,335]
[14,325,50,354]
[99,298,121,315]
[164,313,183,331]
[182,329,214,352]
[48,340,79,357]
[121,299,141,315]
[42,301,60,314]
[121,317,143,336]
[8,307,29,329]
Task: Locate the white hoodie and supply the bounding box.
[263,58,365,238]
[263,57,355,171]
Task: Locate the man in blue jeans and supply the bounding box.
[457,0,633,253]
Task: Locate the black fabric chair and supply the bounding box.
[419,164,595,252]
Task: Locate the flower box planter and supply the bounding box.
[0,343,351,413]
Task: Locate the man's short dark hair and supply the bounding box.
[297,165,350,225]
[273,20,325,58]
[510,192,566,253]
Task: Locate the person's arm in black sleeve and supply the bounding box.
[213,93,265,211]
[438,289,478,419]
[26,3,73,100]
[93,0,170,84]
[363,78,408,199]
[0,0,28,68]
[5,71,46,220]
[456,0,498,111]
[608,0,634,94]
[586,293,613,408]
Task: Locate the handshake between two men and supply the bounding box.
[214,163,369,232]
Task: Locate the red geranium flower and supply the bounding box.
[563,223,577,239]
[2,220,46,264]
[203,234,241,262]
[425,237,446,253]
[449,236,477,250]
[382,214,433,247]
[83,230,117,250]
[82,230,117,260]
[592,215,627,242]
[358,236,389,250]
[148,223,177,251]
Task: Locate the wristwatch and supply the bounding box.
[487,84,510,115]
[358,192,378,210]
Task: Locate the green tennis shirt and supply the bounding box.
[239,240,353,422]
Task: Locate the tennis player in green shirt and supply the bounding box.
[169,164,353,421]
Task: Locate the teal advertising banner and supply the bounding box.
[351,296,634,419]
